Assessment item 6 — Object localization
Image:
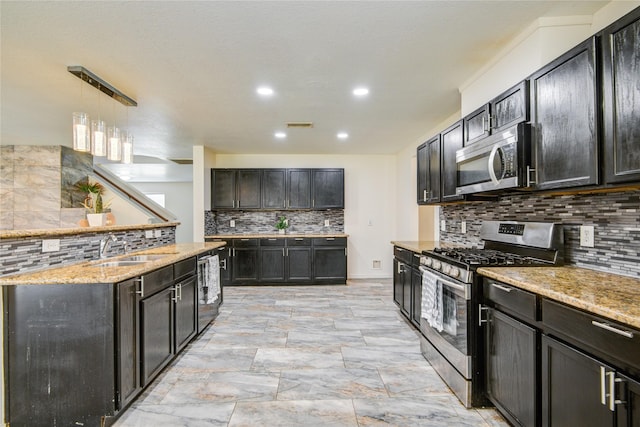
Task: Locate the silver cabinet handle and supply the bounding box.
[601,366,607,406]
[591,320,634,338]
[491,283,513,293]
[478,305,488,326]
[220,259,227,270]
[397,262,405,274]
[282,248,285,257]
[413,254,421,258]
[268,238,277,241]
[134,277,145,298]
[326,237,335,241]
[423,189,427,202]
[295,238,304,241]
[172,284,180,302]
[608,371,616,411]
[526,166,536,187]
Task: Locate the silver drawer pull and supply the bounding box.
[413,254,421,258]
[295,238,304,241]
[591,320,634,338]
[326,237,335,241]
[491,283,513,293]
[268,238,277,241]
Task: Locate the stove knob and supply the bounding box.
[449,267,460,278]
[423,257,432,267]
[432,260,441,270]
[442,264,450,274]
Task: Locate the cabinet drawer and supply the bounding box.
[484,279,537,323]
[393,246,413,265]
[313,237,346,246]
[542,298,640,372]
[233,238,259,247]
[287,237,311,246]
[260,238,285,247]
[410,252,422,267]
[142,265,174,297]
[174,256,196,281]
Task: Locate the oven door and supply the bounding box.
[420,266,472,378]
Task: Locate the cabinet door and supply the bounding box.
[286,247,312,282]
[464,104,490,146]
[417,142,429,204]
[441,120,465,201]
[410,266,422,328]
[232,247,259,284]
[117,278,141,410]
[541,335,615,427]
[602,8,640,184]
[237,169,261,209]
[312,169,344,209]
[491,80,529,132]
[428,134,442,203]
[617,373,640,427]
[211,169,236,209]
[287,169,312,209]
[140,287,174,386]
[531,38,599,190]
[486,308,537,427]
[260,247,286,282]
[402,266,412,317]
[175,277,197,353]
[313,246,347,283]
[262,169,287,209]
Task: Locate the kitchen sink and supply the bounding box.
[90,260,149,267]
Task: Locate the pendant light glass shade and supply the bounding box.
[121,132,134,164]
[107,126,122,161]
[72,112,91,152]
[91,119,107,156]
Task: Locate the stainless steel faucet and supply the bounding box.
[99,233,118,259]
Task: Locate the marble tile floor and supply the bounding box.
[114,279,509,427]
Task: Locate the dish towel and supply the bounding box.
[421,271,444,332]
[205,255,220,304]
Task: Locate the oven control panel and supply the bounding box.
[498,223,525,236]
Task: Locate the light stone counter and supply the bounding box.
[390,240,471,254]
[478,266,640,329]
[1,222,181,239]
[207,233,348,239]
[0,242,226,285]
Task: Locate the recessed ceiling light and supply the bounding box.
[352,87,369,97]
[274,132,286,139]
[257,86,274,96]
[337,132,349,139]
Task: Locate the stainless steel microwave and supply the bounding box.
[456,123,532,195]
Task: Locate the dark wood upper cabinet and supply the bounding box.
[602,7,640,185]
[440,120,465,202]
[417,135,441,205]
[464,104,491,146]
[312,168,344,209]
[530,37,599,191]
[261,169,287,209]
[491,80,529,133]
[236,169,261,209]
[211,169,236,209]
[287,169,312,209]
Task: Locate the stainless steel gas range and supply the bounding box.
[419,221,564,407]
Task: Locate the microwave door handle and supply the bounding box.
[488,144,501,186]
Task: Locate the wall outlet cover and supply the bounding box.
[580,225,595,248]
[372,260,382,269]
[145,230,154,238]
[154,229,162,238]
[461,221,467,234]
[440,220,446,232]
[230,220,236,228]
[324,219,330,227]
[42,239,60,253]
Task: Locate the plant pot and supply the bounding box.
[278,229,285,234]
[87,213,107,227]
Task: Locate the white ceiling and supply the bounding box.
[2,1,610,163]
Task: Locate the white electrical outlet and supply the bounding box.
[230,220,236,228]
[145,230,154,238]
[461,221,467,234]
[440,219,446,232]
[42,239,60,253]
[372,260,382,269]
[324,219,330,227]
[154,229,162,238]
[580,225,595,247]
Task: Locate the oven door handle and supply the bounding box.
[419,266,469,299]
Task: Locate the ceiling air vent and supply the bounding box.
[169,158,193,165]
[286,122,314,128]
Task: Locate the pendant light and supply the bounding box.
[91,119,107,156]
[121,132,134,164]
[72,112,91,152]
[107,126,122,161]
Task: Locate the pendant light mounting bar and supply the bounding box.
[68,66,137,107]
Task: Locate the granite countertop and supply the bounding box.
[0,242,226,285]
[207,233,349,239]
[1,222,181,240]
[478,266,640,330]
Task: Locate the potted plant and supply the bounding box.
[275,216,289,234]
[76,180,110,226]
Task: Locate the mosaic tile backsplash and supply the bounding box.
[205,209,344,235]
[440,190,640,278]
[0,226,176,277]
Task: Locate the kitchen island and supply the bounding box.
[0,242,225,427]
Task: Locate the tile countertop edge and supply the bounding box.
[478,266,640,330]
[1,222,181,239]
[207,233,349,238]
[0,241,226,286]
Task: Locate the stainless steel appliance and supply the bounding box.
[419,220,563,407]
[196,250,225,332]
[456,123,533,195]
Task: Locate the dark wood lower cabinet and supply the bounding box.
[175,276,197,353]
[232,247,259,284]
[618,373,640,427]
[410,266,422,328]
[541,335,615,427]
[141,286,174,386]
[117,278,141,410]
[260,246,286,282]
[486,308,537,427]
[287,246,312,282]
[313,246,347,283]
[393,258,404,307]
